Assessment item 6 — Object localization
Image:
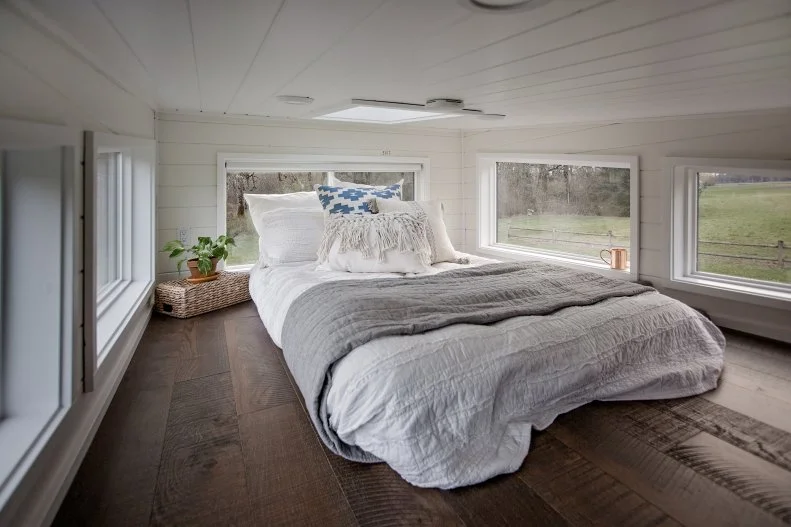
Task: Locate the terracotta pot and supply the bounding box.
[186,257,219,280]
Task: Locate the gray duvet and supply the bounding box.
[281,262,725,488]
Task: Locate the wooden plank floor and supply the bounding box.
[54,302,791,526]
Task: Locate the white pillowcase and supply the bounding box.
[249,208,324,266]
[374,199,456,263]
[244,190,322,216]
[327,173,404,189]
[243,192,325,266]
[320,238,429,273]
[317,213,432,274]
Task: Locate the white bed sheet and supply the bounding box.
[249,252,497,348]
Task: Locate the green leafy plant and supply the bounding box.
[162,235,236,276]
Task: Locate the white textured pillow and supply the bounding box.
[248,207,324,266]
[374,199,456,263]
[327,173,404,189]
[244,191,322,216]
[317,213,431,274]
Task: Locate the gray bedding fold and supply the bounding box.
[281,261,653,461]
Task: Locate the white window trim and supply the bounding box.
[217,153,431,272]
[477,153,640,281]
[0,119,81,513]
[86,133,156,372]
[95,148,132,316]
[667,157,791,310]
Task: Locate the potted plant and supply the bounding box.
[162,235,235,283]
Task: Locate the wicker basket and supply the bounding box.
[155,271,251,318]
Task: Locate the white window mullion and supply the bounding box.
[121,152,133,282]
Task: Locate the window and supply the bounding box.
[219,155,428,269]
[669,157,791,302]
[0,119,80,512]
[86,133,155,374]
[96,152,122,293]
[478,154,639,279]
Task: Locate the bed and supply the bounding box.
[249,253,725,489]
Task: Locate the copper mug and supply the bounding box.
[600,247,628,270]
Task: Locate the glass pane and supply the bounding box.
[496,162,631,264]
[225,172,327,266]
[332,172,415,200]
[696,173,791,284]
[96,152,120,290]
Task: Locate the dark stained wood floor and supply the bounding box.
[54,302,791,526]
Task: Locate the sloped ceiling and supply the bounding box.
[11,0,791,128]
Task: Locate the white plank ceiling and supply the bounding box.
[15,0,791,128]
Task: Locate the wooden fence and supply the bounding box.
[507,226,624,249]
[698,240,786,268]
[507,225,786,268]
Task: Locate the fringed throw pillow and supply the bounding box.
[373,199,457,263]
[317,212,431,273]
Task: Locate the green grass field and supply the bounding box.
[697,182,790,283]
[500,181,791,284]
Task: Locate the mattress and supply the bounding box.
[249,254,724,488]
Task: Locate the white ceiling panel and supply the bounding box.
[188,0,282,112]
[514,77,791,119]
[0,52,87,127]
[97,0,200,110]
[495,64,791,111]
[439,1,791,96]
[469,39,791,106]
[465,79,791,129]
[270,0,473,116]
[499,75,791,118]
[9,0,791,128]
[23,0,157,108]
[422,0,724,85]
[416,0,610,71]
[227,0,387,115]
[463,16,791,101]
[0,4,153,135]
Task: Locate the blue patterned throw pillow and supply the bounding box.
[316,184,401,215]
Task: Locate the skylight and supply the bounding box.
[314,102,460,124]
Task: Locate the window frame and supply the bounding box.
[477,153,640,281]
[95,149,131,311]
[217,153,431,272]
[85,133,156,377]
[0,119,81,512]
[667,157,791,307]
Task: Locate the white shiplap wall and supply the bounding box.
[462,111,791,340]
[156,113,463,280]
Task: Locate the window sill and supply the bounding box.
[0,408,64,510]
[97,280,153,366]
[96,279,130,318]
[477,244,636,281]
[668,275,791,311]
[223,264,254,273]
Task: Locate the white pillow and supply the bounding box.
[373,199,456,263]
[317,213,431,274]
[327,173,404,189]
[248,207,324,266]
[244,190,322,216]
[319,239,428,273]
